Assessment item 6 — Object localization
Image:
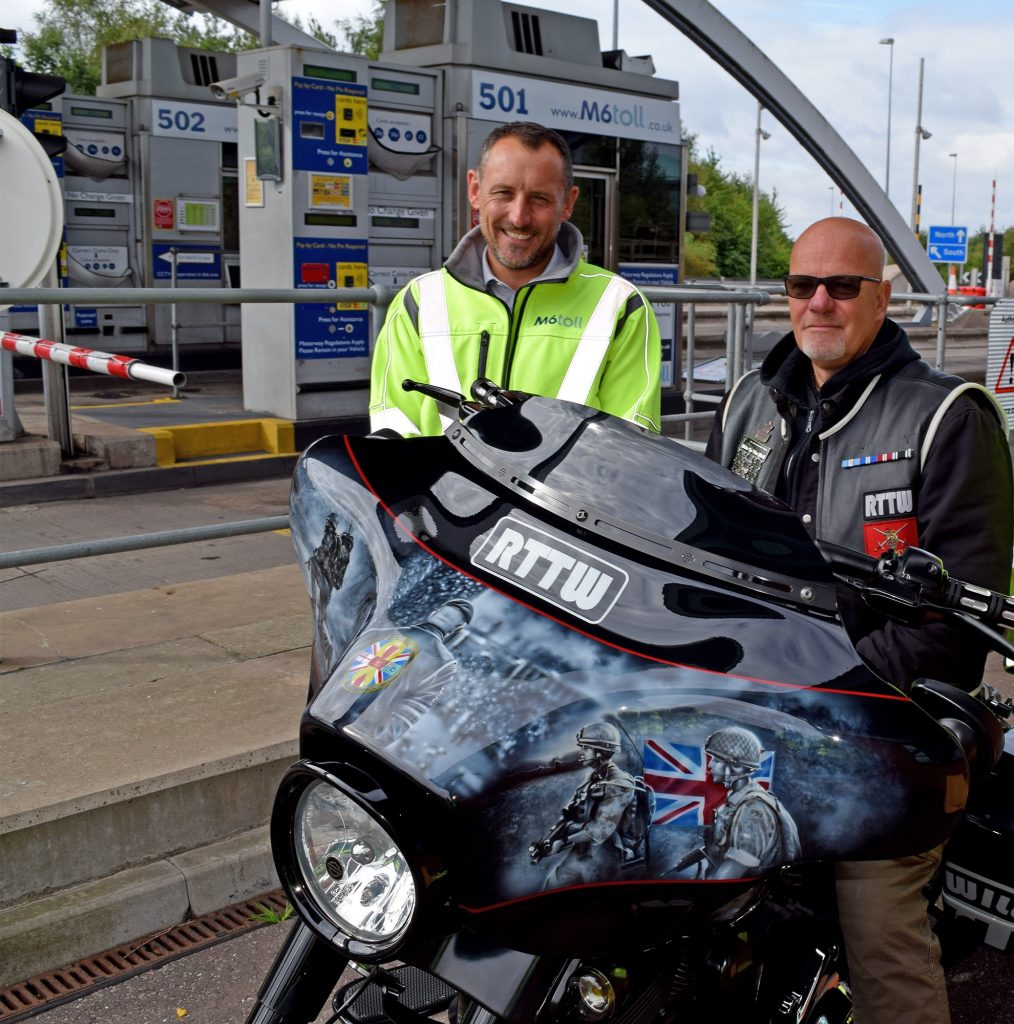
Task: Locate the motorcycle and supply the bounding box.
[246,381,1014,1024]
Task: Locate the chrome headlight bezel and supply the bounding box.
[272,762,419,960]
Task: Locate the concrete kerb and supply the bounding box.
[0,405,302,505]
[0,744,298,909]
[0,451,299,507]
[0,827,280,990]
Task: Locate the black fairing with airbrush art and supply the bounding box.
[247,381,1014,1024]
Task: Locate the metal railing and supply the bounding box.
[0,515,291,570]
[2,281,998,456]
[0,283,1002,569]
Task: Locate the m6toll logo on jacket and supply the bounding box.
[862,488,918,556]
[472,516,628,623]
[533,313,585,328]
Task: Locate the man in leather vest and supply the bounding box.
[369,121,661,436]
[707,217,1013,1024]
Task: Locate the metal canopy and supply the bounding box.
[170,0,322,48]
[640,0,943,294]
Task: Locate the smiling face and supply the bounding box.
[467,137,579,290]
[788,218,892,387]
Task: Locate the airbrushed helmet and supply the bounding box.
[705,726,763,778]
[576,722,622,755]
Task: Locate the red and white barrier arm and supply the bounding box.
[1,332,185,389]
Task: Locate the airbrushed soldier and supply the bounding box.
[699,726,799,880]
[530,721,648,888]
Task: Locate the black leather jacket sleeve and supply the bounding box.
[849,396,1013,690]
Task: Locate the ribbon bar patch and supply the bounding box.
[841,449,914,469]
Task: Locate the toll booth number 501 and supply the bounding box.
[477,82,530,116]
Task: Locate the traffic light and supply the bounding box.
[0,47,67,158]
[685,173,711,234]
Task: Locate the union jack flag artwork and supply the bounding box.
[343,635,418,693]
[643,738,775,827]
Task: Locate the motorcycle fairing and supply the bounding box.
[289,403,967,938]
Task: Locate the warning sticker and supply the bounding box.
[987,299,1014,428]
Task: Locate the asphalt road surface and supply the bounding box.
[19,916,1014,1024]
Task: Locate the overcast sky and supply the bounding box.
[5,0,1011,239]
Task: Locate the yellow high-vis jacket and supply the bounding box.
[369,223,661,436]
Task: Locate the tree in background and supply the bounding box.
[11,0,255,95]
[333,1,387,59]
[683,135,794,280]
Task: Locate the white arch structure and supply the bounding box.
[642,0,942,293]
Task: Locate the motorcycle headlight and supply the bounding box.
[294,778,416,950]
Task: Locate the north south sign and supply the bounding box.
[927,225,968,264]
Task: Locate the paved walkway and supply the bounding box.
[0,563,313,987]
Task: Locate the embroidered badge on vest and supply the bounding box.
[730,421,774,484]
[862,488,918,555]
[841,449,914,469]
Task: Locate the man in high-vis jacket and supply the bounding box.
[707,216,1013,1024]
[369,121,661,436]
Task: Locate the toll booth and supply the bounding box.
[381,0,684,389]
[236,1,681,421]
[96,37,242,352]
[235,46,443,420]
[56,93,148,346]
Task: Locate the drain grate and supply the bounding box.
[0,890,289,1021]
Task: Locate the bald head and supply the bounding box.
[787,217,891,387]
[791,218,886,278]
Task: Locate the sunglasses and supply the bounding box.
[783,274,881,300]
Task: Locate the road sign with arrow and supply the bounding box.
[927,225,968,263]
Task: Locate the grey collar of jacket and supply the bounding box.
[444,221,586,291]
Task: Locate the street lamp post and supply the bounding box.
[910,57,931,234]
[880,37,895,197]
[949,152,958,225]
[749,103,771,288]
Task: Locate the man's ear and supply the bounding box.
[560,184,579,222]
[467,169,480,211]
[876,277,892,316]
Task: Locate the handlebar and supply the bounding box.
[817,541,1014,661]
[401,376,528,413]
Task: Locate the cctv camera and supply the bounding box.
[210,73,266,101]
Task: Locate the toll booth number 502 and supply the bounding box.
[477,82,530,116]
[157,108,207,133]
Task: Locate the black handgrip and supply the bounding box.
[815,540,878,580]
[400,378,465,408]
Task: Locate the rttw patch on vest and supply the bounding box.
[472,516,628,624]
[862,488,918,555]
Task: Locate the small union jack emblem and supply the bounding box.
[643,738,775,827]
[342,635,418,693]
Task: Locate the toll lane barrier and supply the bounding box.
[139,419,296,468]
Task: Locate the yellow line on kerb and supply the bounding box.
[72,397,182,410]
